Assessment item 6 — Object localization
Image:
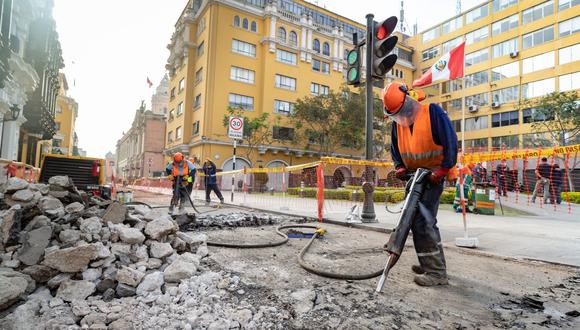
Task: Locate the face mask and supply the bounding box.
[388,95,421,127]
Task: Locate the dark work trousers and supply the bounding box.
[172,181,189,206]
[205,183,224,202]
[411,182,447,278]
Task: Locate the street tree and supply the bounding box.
[291,86,386,157]
[518,90,580,189]
[222,107,279,164]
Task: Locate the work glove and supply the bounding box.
[428,168,450,185]
[167,175,174,181]
[395,167,408,181]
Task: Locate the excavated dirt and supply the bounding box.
[205,223,580,329]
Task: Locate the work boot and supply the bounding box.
[411,265,425,274]
[220,198,225,204]
[413,274,448,287]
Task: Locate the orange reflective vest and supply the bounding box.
[171,162,189,177]
[396,103,444,171]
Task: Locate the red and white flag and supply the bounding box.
[413,42,465,87]
[146,77,153,88]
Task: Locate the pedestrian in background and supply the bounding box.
[202,158,224,205]
[496,159,509,197]
[472,162,487,183]
[550,163,563,204]
[531,157,551,204]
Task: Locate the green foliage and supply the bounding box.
[290,86,388,156]
[518,91,580,147]
[562,192,580,204]
[439,191,455,204]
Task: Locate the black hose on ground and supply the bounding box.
[297,231,384,280]
[206,224,318,249]
[207,224,385,280]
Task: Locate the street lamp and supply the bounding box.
[0,104,21,159]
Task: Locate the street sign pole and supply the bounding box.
[228,116,244,203]
[231,139,236,202]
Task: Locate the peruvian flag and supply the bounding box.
[413,42,465,87]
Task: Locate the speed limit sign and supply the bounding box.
[228,116,244,139]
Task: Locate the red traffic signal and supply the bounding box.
[372,16,398,78]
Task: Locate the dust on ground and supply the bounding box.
[205,222,579,329]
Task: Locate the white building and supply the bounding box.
[0,0,40,161]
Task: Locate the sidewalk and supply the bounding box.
[494,191,579,221]
[130,186,580,267]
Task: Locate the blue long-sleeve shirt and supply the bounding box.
[390,103,458,170]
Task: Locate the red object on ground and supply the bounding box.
[316,164,324,223]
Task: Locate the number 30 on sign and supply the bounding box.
[228,116,244,140]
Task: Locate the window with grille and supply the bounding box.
[228,93,254,110]
[230,66,255,84]
[232,39,256,57]
[275,74,296,90]
[273,126,295,140]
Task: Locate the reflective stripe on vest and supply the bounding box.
[396,103,444,171]
[172,162,189,177]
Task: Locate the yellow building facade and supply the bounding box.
[53,73,78,156]
[406,0,579,153]
[164,0,414,171]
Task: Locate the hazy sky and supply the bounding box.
[53,0,482,158]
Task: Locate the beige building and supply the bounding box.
[116,77,169,180]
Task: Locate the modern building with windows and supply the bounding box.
[164,0,414,171]
[407,0,579,153]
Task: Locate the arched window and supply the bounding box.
[278,27,286,43]
[289,31,298,47]
[251,21,257,32]
[242,18,249,29]
[313,39,320,53]
[323,42,330,56]
[234,15,240,27]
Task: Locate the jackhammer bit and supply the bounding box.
[376,168,431,293]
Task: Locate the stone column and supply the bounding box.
[0,113,26,161]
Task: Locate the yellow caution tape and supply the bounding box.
[463,144,580,163]
[320,157,394,167]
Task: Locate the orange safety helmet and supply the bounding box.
[173,152,184,163]
[382,82,407,115]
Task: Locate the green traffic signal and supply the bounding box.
[347,67,359,83]
[346,48,361,86]
[347,50,358,65]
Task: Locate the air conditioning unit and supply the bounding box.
[491,102,501,108]
[468,105,478,112]
[509,51,519,58]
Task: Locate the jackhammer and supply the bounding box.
[170,175,200,214]
[376,168,432,293]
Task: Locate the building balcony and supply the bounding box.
[23,100,56,140]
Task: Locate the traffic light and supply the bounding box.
[346,47,361,86]
[371,16,398,78]
[346,32,361,86]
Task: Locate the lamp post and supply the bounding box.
[0,104,21,159]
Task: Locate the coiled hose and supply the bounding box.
[206,224,318,248]
[208,224,384,280]
[297,229,384,280]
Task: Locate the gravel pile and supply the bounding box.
[0,176,226,329]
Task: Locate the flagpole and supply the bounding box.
[461,76,465,156]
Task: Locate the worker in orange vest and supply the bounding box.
[165,152,195,213]
[383,82,458,287]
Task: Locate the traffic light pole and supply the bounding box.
[361,13,376,223]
